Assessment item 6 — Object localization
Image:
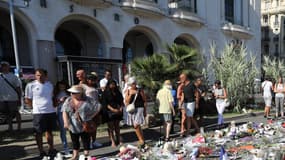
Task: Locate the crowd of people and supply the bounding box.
[0,61,232,160]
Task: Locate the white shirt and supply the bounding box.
[25,80,55,114]
[262,80,273,97]
[0,72,20,101]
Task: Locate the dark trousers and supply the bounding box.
[69,131,90,150]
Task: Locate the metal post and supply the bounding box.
[9,0,21,77]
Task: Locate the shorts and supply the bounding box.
[160,114,172,122]
[264,96,272,107]
[0,101,19,115]
[127,107,145,126]
[33,112,57,133]
[185,102,195,117]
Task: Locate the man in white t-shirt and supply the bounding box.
[261,77,273,118]
[0,61,22,131]
[99,69,112,89]
[24,68,57,158]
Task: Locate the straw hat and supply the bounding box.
[67,85,84,94]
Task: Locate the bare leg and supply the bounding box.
[134,125,144,145]
[114,120,122,145]
[16,111,21,131]
[191,118,199,132]
[165,121,172,139]
[186,117,191,135]
[35,133,44,153]
[91,124,97,143]
[46,131,54,151]
[180,109,186,135]
[107,122,116,147]
[71,149,79,160]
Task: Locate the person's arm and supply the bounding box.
[195,89,200,109]
[220,88,227,99]
[24,83,32,108]
[63,111,69,129]
[24,98,32,108]
[124,90,132,105]
[169,91,175,116]
[274,84,278,93]
[140,89,147,117]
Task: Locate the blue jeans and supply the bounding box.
[57,106,68,150]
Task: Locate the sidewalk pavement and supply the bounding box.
[0,111,265,160]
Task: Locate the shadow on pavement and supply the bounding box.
[0,128,34,145]
[0,145,28,159]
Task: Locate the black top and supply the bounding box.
[102,89,123,122]
[129,89,145,108]
[183,82,196,103]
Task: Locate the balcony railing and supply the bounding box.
[120,0,164,17]
[70,0,112,8]
[221,23,253,39]
[168,0,204,27]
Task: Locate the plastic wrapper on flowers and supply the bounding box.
[97,120,285,160]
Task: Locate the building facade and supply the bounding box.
[0,0,261,84]
[261,0,285,59]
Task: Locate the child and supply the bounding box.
[53,80,72,157]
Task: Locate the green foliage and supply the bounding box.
[209,44,258,112]
[130,44,202,100]
[262,56,285,81]
[167,44,202,79]
[131,53,170,99]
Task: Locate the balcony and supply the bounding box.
[120,0,164,18]
[221,23,253,39]
[70,0,112,8]
[262,5,285,14]
[168,0,204,27]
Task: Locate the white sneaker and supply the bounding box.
[92,141,103,148]
[54,152,63,160]
[79,155,92,160]
[63,149,72,158]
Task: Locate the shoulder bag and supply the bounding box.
[0,73,20,97]
[126,91,138,113]
[76,110,97,133]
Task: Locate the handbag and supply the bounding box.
[77,112,97,133]
[126,91,138,113]
[224,98,230,108]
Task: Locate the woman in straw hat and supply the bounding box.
[62,85,100,160]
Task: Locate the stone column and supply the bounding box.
[36,40,57,83]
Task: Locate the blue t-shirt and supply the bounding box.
[171,89,178,107]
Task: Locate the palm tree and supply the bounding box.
[167,44,202,79]
[131,53,171,100]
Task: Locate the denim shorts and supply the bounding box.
[185,102,195,117]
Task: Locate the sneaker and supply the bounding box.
[92,141,103,148]
[48,149,58,157]
[64,149,72,158]
[40,151,47,159]
[54,152,64,160]
[79,155,91,160]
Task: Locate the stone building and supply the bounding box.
[0,0,261,84]
[261,0,285,60]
